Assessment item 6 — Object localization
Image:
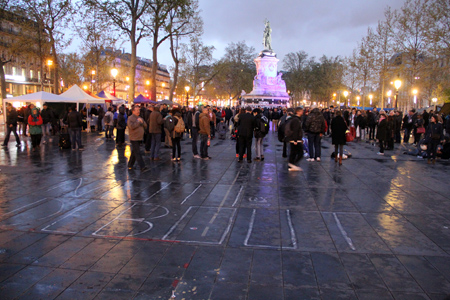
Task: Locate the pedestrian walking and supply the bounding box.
[104,107,114,139]
[304,105,326,162]
[127,106,148,171]
[376,110,388,155]
[253,108,269,161]
[1,103,21,148]
[171,109,185,161]
[425,115,443,164]
[199,107,211,160]
[149,105,164,161]
[331,110,348,165]
[237,106,256,163]
[116,106,127,147]
[285,107,304,171]
[40,103,54,144]
[66,106,84,151]
[28,107,43,151]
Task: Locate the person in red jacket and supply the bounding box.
[28,107,43,151]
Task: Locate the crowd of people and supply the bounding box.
[2,101,450,169]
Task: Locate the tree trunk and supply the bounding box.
[0,61,7,101]
[151,32,159,101]
[169,35,179,103]
[50,34,59,94]
[130,36,137,103]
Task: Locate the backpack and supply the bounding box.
[278,118,288,142]
[104,114,111,124]
[260,116,269,135]
[283,118,294,142]
[174,116,185,133]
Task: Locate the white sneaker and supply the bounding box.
[193,154,201,158]
[288,165,302,171]
[306,158,315,162]
[316,157,321,162]
[377,152,384,155]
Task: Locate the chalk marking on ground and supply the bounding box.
[232,186,244,207]
[180,184,202,205]
[37,200,64,220]
[286,209,298,249]
[2,198,48,216]
[333,212,356,251]
[144,182,172,202]
[41,201,94,234]
[162,206,194,240]
[74,178,83,196]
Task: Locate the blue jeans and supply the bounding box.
[69,128,82,149]
[150,133,161,159]
[191,127,199,155]
[307,133,322,159]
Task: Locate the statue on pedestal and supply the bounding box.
[263,19,272,51]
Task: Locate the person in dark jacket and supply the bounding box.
[355,110,367,142]
[367,109,377,140]
[304,106,325,161]
[252,108,268,161]
[97,105,104,132]
[386,112,395,150]
[237,106,256,163]
[403,110,416,144]
[1,103,21,147]
[40,103,54,144]
[66,106,84,151]
[376,110,388,155]
[413,114,424,145]
[285,107,304,171]
[28,107,43,151]
[116,106,127,147]
[331,110,348,165]
[425,114,443,164]
[127,106,147,171]
[394,111,403,143]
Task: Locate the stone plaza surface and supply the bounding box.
[0,128,449,300]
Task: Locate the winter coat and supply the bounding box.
[237,112,256,138]
[331,116,347,145]
[304,108,325,134]
[253,114,268,139]
[425,122,443,142]
[148,110,163,133]
[28,108,43,135]
[104,111,114,126]
[67,110,83,129]
[40,108,54,124]
[376,116,388,141]
[285,115,303,142]
[355,115,367,129]
[5,108,18,126]
[127,114,147,141]
[199,113,211,135]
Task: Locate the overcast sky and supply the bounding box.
[84,0,407,71]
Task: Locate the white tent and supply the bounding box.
[61,84,105,105]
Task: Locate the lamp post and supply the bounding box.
[369,94,373,106]
[111,66,118,96]
[356,96,360,107]
[343,91,349,107]
[412,89,418,109]
[185,86,190,107]
[91,70,96,94]
[387,90,392,107]
[394,79,401,109]
[432,97,437,112]
[47,59,53,93]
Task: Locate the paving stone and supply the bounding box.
[310,252,352,290]
[55,271,114,300]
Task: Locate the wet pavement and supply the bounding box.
[0,125,449,300]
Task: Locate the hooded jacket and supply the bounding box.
[304,108,325,134]
[199,113,211,135]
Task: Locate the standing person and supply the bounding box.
[17,106,25,136]
[323,108,331,136]
[368,109,377,141]
[225,107,232,127]
[331,110,348,166]
[355,110,366,141]
[171,109,184,161]
[127,106,148,171]
[285,107,304,171]
[104,107,114,139]
[191,107,201,158]
[237,106,256,163]
[23,104,32,136]
[209,107,216,139]
[278,108,294,158]
[67,106,84,151]
[40,103,54,144]
[234,108,245,158]
[413,114,424,145]
[348,108,357,139]
[199,107,211,160]
[425,115,443,164]
[376,110,388,155]
[272,108,280,131]
[394,111,402,143]
[403,110,416,144]
[163,110,173,148]
[149,105,164,161]
[217,119,228,140]
[28,107,43,151]
[97,105,104,132]
[1,103,21,148]
[144,105,153,152]
[116,106,127,147]
[253,108,268,161]
[304,105,326,162]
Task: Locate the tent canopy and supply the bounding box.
[97,90,122,101]
[134,94,156,104]
[61,85,105,104]
[4,91,76,103]
[158,99,176,106]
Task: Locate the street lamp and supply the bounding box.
[432,97,437,111]
[343,91,349,107]
[111,66,118,96]
[185,86,190,107]
[356,96,360,107]
[91,70,96,94]
[47,59,53,93]
[412,89,418,109]
[394,79,402,109]
[369,94,373,106]
[387,90,392,106]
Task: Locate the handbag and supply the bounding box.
[416,126,425,134]
[346,130,354,142]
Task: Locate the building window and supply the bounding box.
[38,71,41,81]
[22,68,25,77]
[30,70,33,79]
[12,66,16,76]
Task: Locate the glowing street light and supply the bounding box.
[394,79,402,109]
[432,97,438,111]
[356,96,360,106]
[111,66,118,96]
[369,94,373,106]
[185,86,190,106]
[412,89,418,108]
[91,70,96,93]
[146,80,150,86]
[387,90,392,106]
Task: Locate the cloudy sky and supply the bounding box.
[107,0,406,70]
